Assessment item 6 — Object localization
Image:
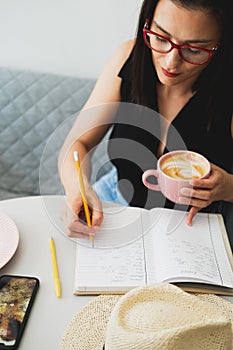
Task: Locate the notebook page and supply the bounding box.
[74,204,149,292]
[141,208,163,284]
[208,215,233,287]
[144,209,233,288]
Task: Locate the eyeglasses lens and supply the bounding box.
[145,33,210,65]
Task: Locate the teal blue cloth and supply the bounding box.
[93,167,128,206]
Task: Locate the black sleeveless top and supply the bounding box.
[108,51,233,211]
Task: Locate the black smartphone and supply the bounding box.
[0,275,39,349]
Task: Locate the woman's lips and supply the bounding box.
[162,67,181,77]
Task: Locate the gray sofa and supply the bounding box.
[0,66,112,200]
[0,66,232,247]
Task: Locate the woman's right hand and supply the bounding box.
[62,184,103,238]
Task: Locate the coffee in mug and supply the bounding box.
[142,150,210,203]
[160,152,208,180]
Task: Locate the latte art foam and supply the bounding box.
[161,154,207,180]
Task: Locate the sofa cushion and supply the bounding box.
[0,67,110,199]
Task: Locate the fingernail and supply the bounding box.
[181,188,188,195]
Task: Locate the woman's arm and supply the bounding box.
[58,40,134,237]
[184,114,233,224]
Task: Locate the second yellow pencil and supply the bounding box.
[50,237,61,298]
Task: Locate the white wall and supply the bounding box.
[0,0,142,78]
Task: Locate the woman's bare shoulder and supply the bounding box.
[83,39,135,108]
[110,39,135,69]
[117,39,135,57]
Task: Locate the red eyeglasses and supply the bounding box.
[143,19,220,65]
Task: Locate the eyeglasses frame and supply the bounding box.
[143,19,220,65]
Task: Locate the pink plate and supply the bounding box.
[0,211,19,269]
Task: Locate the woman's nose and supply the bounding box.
[164,48,182,68]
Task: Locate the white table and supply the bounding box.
[0,195,232,350]
[0,195,93,350]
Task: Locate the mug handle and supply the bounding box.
[142,169,160,191]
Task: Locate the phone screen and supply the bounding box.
[0,275,39,349]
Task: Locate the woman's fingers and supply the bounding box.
[186,206,201,226]
[62,187,104,238]
[179,188,211,209]
[67,219,97,238]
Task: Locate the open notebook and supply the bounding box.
[73,202,233,295]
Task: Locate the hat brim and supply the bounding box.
[60,290,233,350]
[60,295,121,350]
[194,293,233,330]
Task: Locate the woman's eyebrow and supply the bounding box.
[152,20,212,44]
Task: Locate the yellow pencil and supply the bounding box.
[49,237,61,298]
[73,151,94,248]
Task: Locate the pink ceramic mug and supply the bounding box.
[142,150,210,203]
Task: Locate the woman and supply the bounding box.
[58,0,233,239]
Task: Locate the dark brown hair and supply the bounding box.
[130,0,232,116]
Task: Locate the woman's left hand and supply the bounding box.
[178,163,233,225]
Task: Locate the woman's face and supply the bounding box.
[150,0,222,88]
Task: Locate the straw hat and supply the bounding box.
[60,283,233,350]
